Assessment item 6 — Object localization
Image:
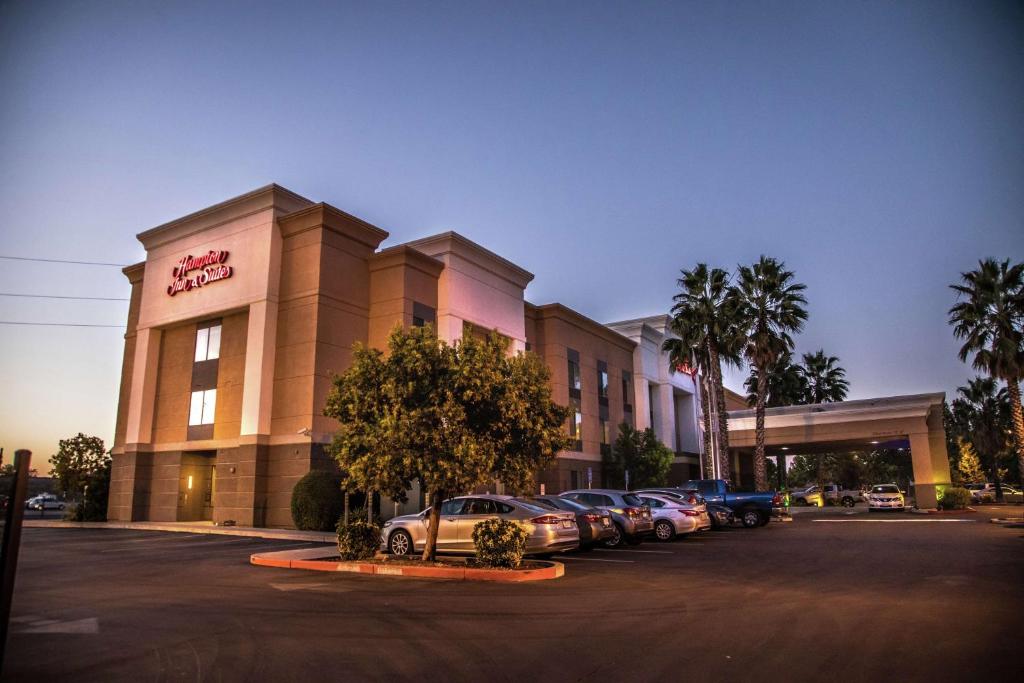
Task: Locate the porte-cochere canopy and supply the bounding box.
[727,393,952,509]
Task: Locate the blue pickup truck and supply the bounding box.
[681,479,781,528]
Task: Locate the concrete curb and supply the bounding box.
[23,520,335,543]
[989,517,1024,527]
[250,547,565,582]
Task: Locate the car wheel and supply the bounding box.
[604,523,625,548]
[388,529,413,556]
[841,497,855,508]
[740,509,762,528]
[654,520,675,542]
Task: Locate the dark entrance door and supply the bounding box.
[177,452,216,522]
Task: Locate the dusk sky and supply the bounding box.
[1,1,1022,466]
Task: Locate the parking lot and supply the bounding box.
[4,508,1022,682]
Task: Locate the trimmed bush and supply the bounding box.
[939,486,971,510]
[472,518,530,568]
[290,470,344,531]
[337,519,380,561]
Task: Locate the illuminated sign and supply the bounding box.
[167,250,233,297]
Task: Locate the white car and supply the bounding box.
[867,484,905,512]
[971,485,1022,504]
[26,493,64,511]
[637,493,711,541]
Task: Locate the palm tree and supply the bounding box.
[949,258,1024,488]
[743,349,806,408]
[733,256,808,491]
[664,263,743,483]
[800,350,849,404]
[951,377,1011,501]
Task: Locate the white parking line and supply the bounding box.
[100,537,261,553]
[593,548,673,554]
[812,519,977,523]
[555,556,634,563]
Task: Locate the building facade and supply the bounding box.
[109,185,706,527]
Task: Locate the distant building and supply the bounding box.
[109,185,704,527]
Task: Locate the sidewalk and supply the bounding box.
[23,519,336,543]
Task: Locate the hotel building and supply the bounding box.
[108,185,705,527]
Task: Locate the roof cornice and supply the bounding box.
[137,184,314,248]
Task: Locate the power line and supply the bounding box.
[0,292,128,301]
[0,255,129,267]
[0,321,125,328]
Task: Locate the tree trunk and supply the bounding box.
[1007,379,1024,490]
[708,344,731,484]
[422,489,444,562]
[754,366,769,491]
[700,375,714,479]
[343,491,350,526]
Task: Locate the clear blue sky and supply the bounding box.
[1,1,1021,466]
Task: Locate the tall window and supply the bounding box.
[569,398,583,449]
[567,358,581,393]
[600,419,611,457]
[194,324,221,362]
[597,365,608,398]
[622,371,633,427]
[189,389,217,426]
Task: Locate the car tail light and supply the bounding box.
[679,509,700,516]
[530,515,564,525]
[582,513,601,522]
[625,507,642,519]
[772,493,782,506]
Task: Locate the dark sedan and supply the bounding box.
[522,495,616,550]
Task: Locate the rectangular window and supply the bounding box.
[600,419,611,457]
[188,389,217,426]
[597,361,608,398]
[649,384,656,429]
[194,323,222,362]
[570,470,580,490]
[565,350,581,397]
[568,396,583,450]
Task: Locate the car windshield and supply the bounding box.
[622,493,644,507]
[872,485,900,494]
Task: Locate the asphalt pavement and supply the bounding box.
[3,507,1021,682]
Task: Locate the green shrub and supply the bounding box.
[63,462,111,521]
[290,470,344,531]
[939,486,971,510]
[337,519,380,561]
[472,518,530,568]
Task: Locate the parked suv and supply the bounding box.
[560,489,653,547]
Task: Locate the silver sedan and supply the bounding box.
[637,493,711,541]
[381,494,580,557]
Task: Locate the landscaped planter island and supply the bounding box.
[250,547,565,582]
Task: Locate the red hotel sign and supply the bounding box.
[166,250,233,296]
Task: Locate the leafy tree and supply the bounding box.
[732,256,808,491]
[324,325,569,561]
[664,263,744,483]
[956,440,986,484]
[49,433,109,500]
[949,258,1024,487]
[604,424,674,489]
[950,377,1011,501]
[744,349,806,408]
[799,350,849,404]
